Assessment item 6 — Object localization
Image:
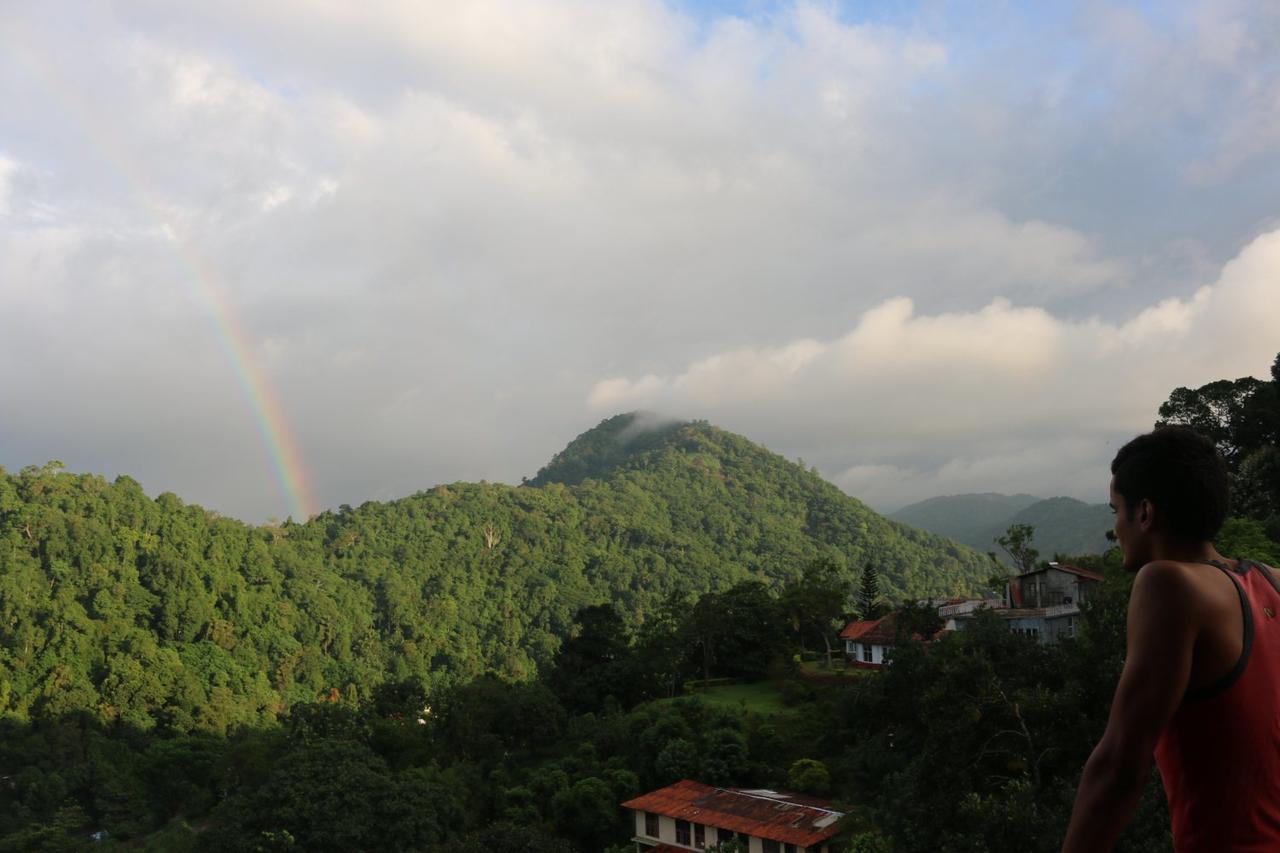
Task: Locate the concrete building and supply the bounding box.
[946,562,1103,644]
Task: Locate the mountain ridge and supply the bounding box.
[0,414,992,730]
[892,492,1112,560]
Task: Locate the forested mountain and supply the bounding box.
[893,493,1112,561]
[1004,496,1113,557]
[890,493,1041,542]
[0,414,990,732]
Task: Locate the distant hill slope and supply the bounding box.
[892,492,1112,561]
[997,497,1113,559]
[890,493,1041,543]
[0,415,990,730]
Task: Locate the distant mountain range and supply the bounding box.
[890,492,1113,562]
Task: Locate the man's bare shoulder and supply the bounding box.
[1133,558,1237,617]
[1134,559,1200,589]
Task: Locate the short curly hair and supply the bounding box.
[1111,425,1229,542]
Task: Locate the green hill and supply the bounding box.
[997,496,1113,558]
[0,415,990,731]
[890,493,1041,543]
[892,493,1112,561]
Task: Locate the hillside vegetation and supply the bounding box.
[893,493,1112,560]
[0,415,990,731]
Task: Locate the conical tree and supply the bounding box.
[858,562,883,619]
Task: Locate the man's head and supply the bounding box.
[1109,426,1229,571]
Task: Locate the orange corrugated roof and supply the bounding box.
[838,618,883,641]
[621,780,843,846]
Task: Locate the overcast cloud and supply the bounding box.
[1,0,1277,521]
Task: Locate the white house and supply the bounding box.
[621,779,842,853]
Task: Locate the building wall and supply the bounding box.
[845,641,889,666]
[629,809,830,852]
[1018,569,1098,609]
[1008,616,1048,643]
[1046,612,1077,643]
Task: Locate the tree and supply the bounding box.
[550,777,622,851]
[995,524,1040,574]
[858,562,885,619]
[632,592,690,700]
[1156,372,1271,470]
[779,558,853,663]
[787,758,831,795]
[547,605,634,712]
[684,581,787,682]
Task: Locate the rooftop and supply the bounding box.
[621,780,844,846]
[1017,562,1105,583]
[839,612,939,646]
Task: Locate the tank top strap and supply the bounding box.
[1184,558,1255,703]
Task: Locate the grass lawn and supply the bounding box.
[683,681,791,715]
[797,660,866,679]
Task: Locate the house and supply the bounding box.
[838,611,944,667]
[947,562,1104,644]
[622,779,843,853]
[1007,562,1102,609]
[839,615,894,668]
[936,597,1004,631]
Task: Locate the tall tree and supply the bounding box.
[1157,375,1268,470]
[547,605,634,712]
[858,562,884,619]
[684,581,786,681]
[995,523,1040,574]
[779,558,853,662]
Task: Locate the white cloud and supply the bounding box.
[0,153,17,214]
[1,1,1278,521]
[589,228,1280,508]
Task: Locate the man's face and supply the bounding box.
[1109,477,1149,572]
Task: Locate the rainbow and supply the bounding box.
[166,239,318,522]
[7,33,318,520]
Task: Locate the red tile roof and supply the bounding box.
[838,618,881,641]
[840,612,938,646]
[621,780,844,846]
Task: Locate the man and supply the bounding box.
[1062,426,1280,852]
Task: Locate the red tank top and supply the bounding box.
[1154,559,1280,852]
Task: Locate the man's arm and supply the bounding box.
[1061,561,1199,853]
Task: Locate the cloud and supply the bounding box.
[0,1,1278,521]
[589,228,1280,509]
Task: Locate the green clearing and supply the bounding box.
[682,681,791,715]
[798,659,866,679]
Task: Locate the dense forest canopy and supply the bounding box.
[0,415,990,731]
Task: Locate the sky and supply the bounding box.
[1,0,1278,522]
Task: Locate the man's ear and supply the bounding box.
[1137,498,1156,532]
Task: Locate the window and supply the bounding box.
[676,819,691,845]
[644,811,659,838]
[862,644,872,662]
[694,823,705,849]
[786,845,797,853]
[764,840,781,853]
